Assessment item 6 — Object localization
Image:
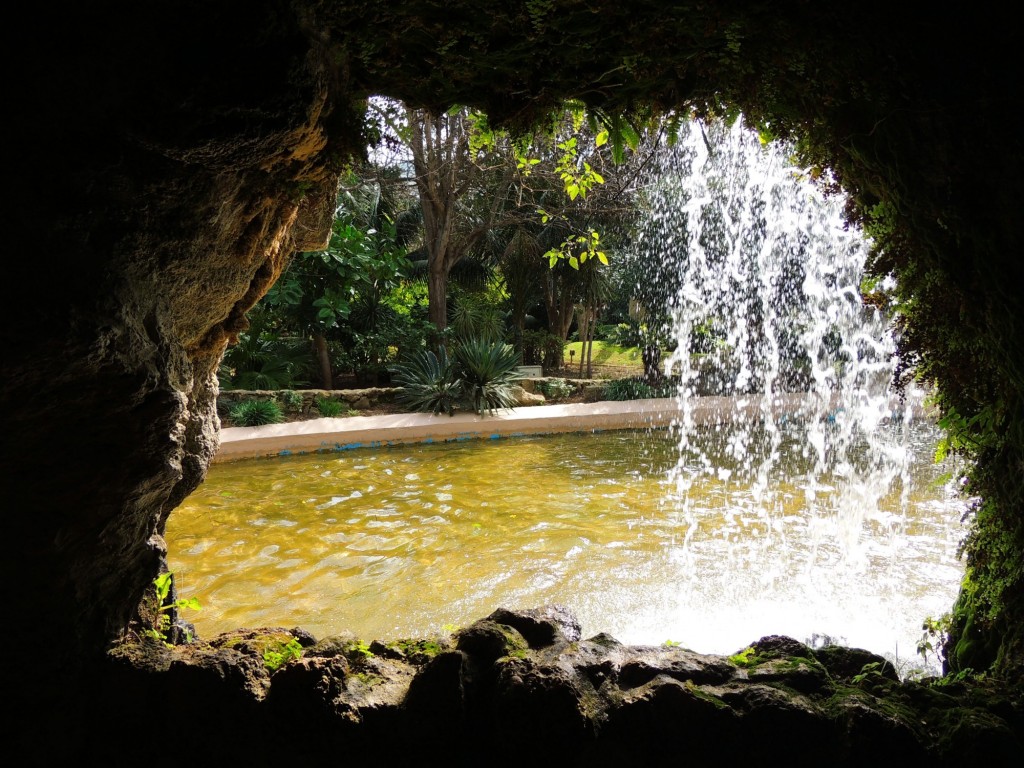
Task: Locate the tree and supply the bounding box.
[259,169,415,387]
[406,105,512,335]
[574,257,614,378]
[523,110,659,371]
[375,99,660,363]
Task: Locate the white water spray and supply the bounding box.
[627,117,956,667]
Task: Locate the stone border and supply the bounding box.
[215,392,928,463]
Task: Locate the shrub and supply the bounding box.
[390,338,524,416]
[390,346,462,416]
[605,322,644,348]
[454,338,524,415]
[228,399,285,427]
[277,390,304,411]
[602,378,677,401]
[521,330,564,370]
[218,319,312,390]
[314,397,347,417]
[539,378,575,400]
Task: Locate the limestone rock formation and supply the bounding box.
[96,606,1022,766]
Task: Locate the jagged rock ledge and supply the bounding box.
[101,605,1023,766]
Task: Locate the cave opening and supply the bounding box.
[6,3,1022,763]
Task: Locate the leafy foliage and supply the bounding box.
[917,613,951,670]
[520,330,564,369]
[314,397,348,417]
[390,339,523,416]
[228,399,285,427]
[453,338,524,415]
[143,571,200,646]
[276,390,304,411]
[602,377,676,401]
[449,288,506,344]
[264,638,304,672]
[539,377,574,400]
[219,313,312,391]
[255,167,418,386]
[390,346,463,416]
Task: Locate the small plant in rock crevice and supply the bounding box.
[263,637,304,671]
[144,571,201,646]
[851,659,897,684]
[917,612,951,670]
[728,646,757,667]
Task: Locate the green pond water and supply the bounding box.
[166,420,964,666]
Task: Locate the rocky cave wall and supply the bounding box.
[3,0,1023,762]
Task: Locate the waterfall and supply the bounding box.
[626,116,958,673]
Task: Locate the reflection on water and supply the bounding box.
[167,421,965,666]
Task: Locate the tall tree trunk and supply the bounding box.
[545,272,575,340]
[427,266,448,342]
[577,304,596,379]
[577,306,587,378]
[407,106,491,340]
[586,306,595,379]
[313,333,332,389]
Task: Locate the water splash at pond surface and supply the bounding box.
[167,421,964,671]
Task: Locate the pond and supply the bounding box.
[166,418,965,671]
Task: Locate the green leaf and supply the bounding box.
[611,141,625,164]
[569,256,580,269]
[595,130,608,147]
[154,572,173,603]
[180,596,202,611]
[621,122,641,150]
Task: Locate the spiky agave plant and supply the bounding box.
[228,398,285,427]
[454,338,524,416]
[389,346,462,416]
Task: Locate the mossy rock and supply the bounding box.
[455,619,530,661]
[373,637,450,665]
[814,645,897,682]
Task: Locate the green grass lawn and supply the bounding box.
[562,340,644,367]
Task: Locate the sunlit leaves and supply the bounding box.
[466,109,499,156]
[555,136,606,200]
[544,228,607,270]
